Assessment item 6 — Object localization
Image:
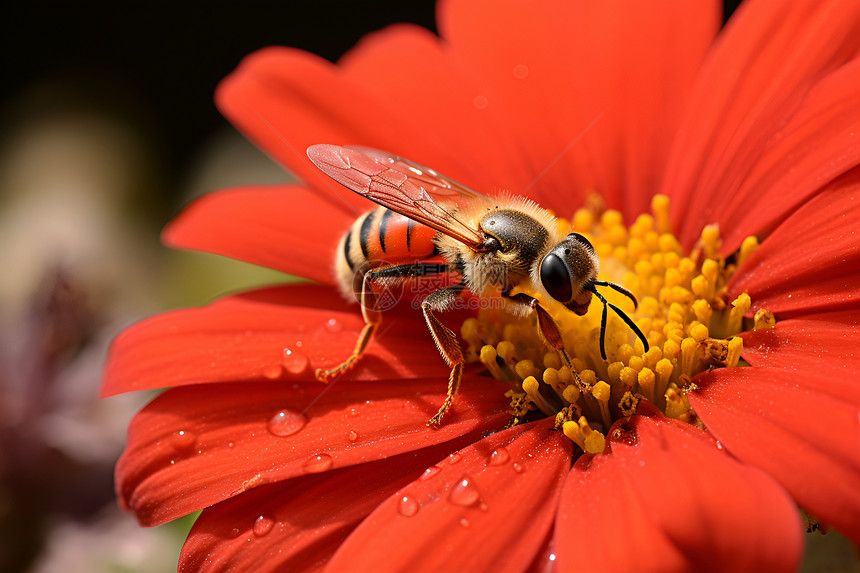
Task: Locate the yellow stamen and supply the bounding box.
[515,360,537,380]
[480,345,507,381]
[754,309,775,330]
[651,194,672,234]
[562,384,581,405]
[638,367,656,403]
[700,224,722,259]
[665,384,692,422]
[563,417,606,454]
[456,196,765,450]
[737,235,759,267]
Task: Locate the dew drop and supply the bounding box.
[302,454,334,474]
[282,348,309,375]
[448,452,462,464]
[267,409,307,437]
[169,430,196,452]
[715,440,724,451]
[347,430,358,442]
[449,475,480,506]
[488,447,510,466]
[253,515,275,537]
[512,462,524,473]
[479,502,489,512]
[324,318,342,332]
[460,518,470,528]
[262,364,283,380]
[513,63,529,79]
[348,407,360,417]
[398,495,419,517]
[420,465,442,481]
[228,527,241,538]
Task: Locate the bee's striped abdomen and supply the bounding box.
[336,207,438,296]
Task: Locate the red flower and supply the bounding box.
[104,0,860,571]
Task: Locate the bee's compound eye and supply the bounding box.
[540,253,573,303]
[568,232,594,252]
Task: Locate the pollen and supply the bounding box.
[461,195,770,451]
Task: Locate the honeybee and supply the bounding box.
[307,144,647,426]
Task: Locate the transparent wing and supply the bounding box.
[307,144,487,248]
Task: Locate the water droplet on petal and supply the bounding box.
[228,527,241,538]
[282,348,309,375]
[420,465,442,481]
[715,440,724,450]
[348,407,360,417]
[448,452,462,464]
[267,409,307,437]
[398,495,419,517]
[449,475,480,506]
[512,462,524,473]
[302,454,334,474]
[460,518,470,528]
[324,318,342,332]
[347,430,358,442]
[253,515,275,537]
[513,63,529,79]
[479,502,489,512]
[488,447,510,466]
[263,364,283,380]
[169,430,196,452]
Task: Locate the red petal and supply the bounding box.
[216,46,476,213]
[102,284,450,397]
[325,418,572,573]
[162,185,351,284]
[690,366,860,544]
[556,411,803,573]
[439,0,720,219]
[180,434,478,573]
[713,57,860,250]
[664,0,860,248]
[740,310,860,401]
[117,376,510,526]
[727,170,860,316]
[340,23,533,199]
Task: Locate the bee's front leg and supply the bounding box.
[502,292,588,389]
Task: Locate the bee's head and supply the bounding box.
[538,233,599,313]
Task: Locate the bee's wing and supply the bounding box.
[307,144,487,248]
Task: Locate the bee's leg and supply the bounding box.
[316,263,450,381]
[423,284,467,428]
[503,292,586,388]
[316,270,381,381]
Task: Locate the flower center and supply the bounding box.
[459,195,775,454]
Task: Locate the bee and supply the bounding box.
[307,144,648,426]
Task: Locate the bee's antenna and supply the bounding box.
[592,280,638,310]
[586,281,649,360]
